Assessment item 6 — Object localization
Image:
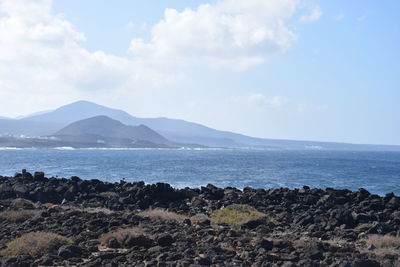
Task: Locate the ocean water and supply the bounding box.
[0,148,399,195]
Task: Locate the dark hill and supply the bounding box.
[54,116,170,146]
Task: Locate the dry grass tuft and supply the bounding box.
[99,227,146,247]
[11,198,35,209]
[138,209,185,222]
[0,210,40,223]
[210,204,266,227]
[322,238,351,248]
[190,213,210,224]
[61,205,114,215]
[43,203,56,209]
[82,207,114,214]
[0,232,72,258]
[366,235,400,249]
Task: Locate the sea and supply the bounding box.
[0,148,399,196]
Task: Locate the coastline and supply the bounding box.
[0,171,399,266]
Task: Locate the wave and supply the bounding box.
[0,147,228,151]
[78,147,229,151]
[54,147,76,150]
[0,147,36,150]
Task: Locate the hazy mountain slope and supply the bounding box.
[0,119,63,136]
[23,100,226,137]
[17,109,54,119]
[24,101,139,125]
[54,116,170,145]
[22,101,241,146]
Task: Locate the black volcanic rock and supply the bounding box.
[34,172,45,180]
[157,234,174,247]
[0,172,399,266]
[58,245,86,259]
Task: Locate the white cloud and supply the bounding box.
[129,0,301,71]
[232,94,327,114]
[300,6,322,23]
[0,0,305,99]
[248,94,287,108]
[0,0,130,93]
[231,93,288,109]
[0,0,314,118]
[0,0,182,115]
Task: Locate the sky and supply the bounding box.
[0,0,399,145]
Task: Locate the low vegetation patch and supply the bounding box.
[138,209,185,222]
[11,198,35,209]
[99,228,142,245]
[366,235,400,249]
[0,232,72,258]
[0,210,40,223]
[99,227,152,248]
[62,205,114,215]
[190,213,210,224]
[82,207,114,214]
[210,204,266,227]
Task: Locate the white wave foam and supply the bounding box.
[0,147,33,150]
[54,147,76,150]
[80,147,229,151]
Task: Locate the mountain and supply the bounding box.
[0,115,176,149]
[16,109,54,119]
[22,101,244,146]
[0,118,63,136]
[54,116,171,146]
[23,101,134,125]
[4,100,400,150]
[22,100,270,147]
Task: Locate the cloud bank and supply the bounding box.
[300,6,322,23]
[0,0,319,117]
[129,0,301,71]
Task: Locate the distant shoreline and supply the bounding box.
[1,146,400,152]
[0,146,231,151]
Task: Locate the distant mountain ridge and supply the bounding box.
[20,101,245,147]
[23,101,133,125]
[0,100,399,150]
[0,118,63,136]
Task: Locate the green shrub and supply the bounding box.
[210,204,266,227]
[0,232,72,258]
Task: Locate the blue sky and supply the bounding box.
[0,0,399,145]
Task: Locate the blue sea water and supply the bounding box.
[0,148,399,195]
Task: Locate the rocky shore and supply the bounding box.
[0,171,399,266]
